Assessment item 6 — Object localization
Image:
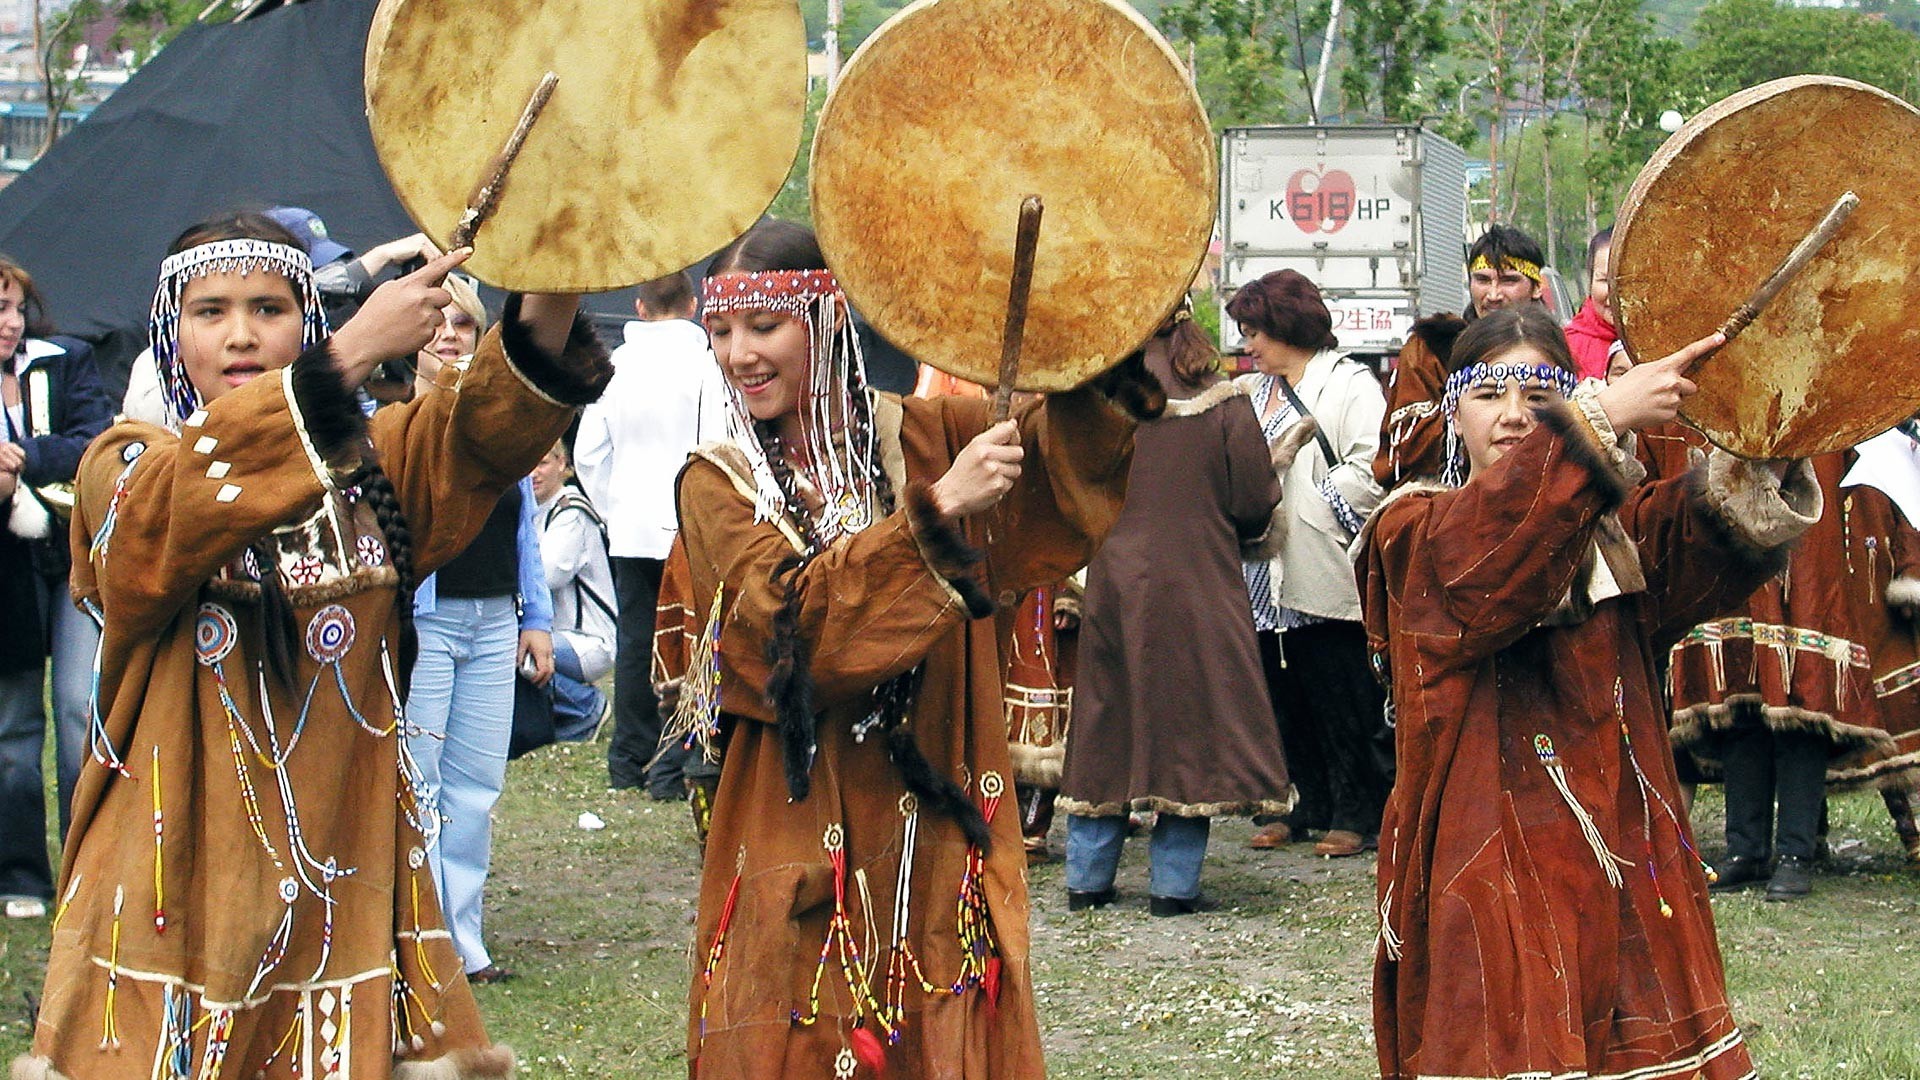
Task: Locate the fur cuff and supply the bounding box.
[1890,575,1920,616]
[1270,416,1319,473]
[1241,494,1289,563]
[12,1056,67,1080]
[499,297,614,407]
[1090,350,1168,420]
[6,492,51,540]
[1534,400,1631,512]
[1698,452,1821,558]
[394,1045,516,1078]
[1009,741,1064,788]
[1051,590,1082,622]
[288,340,369,478]
[905,482,994,619]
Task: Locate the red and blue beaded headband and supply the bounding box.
[700,269,842,322]
[149,239,328,427]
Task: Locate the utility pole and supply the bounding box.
[825,0,843,86]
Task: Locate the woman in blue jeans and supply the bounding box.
[0,255,111,919]
[404,281,552,984]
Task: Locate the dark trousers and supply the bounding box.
[1721,720,1827,861]
[608,556,674,792]
[1257,622,1392,837]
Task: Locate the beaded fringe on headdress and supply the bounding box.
[149,239,328,428]
[1438,360,1578,486]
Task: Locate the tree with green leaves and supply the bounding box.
[1337,0,1452,121]
[1685,0,1920,101]
[1160,0,1330,126]
[33,0,206,155]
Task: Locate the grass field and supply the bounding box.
[2,739,1915,1077]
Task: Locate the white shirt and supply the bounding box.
[574,319,725,558]
[536,488,619,683]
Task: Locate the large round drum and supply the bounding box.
[365,0,807,292]
[810,0,1216,392]
[1613,76,1920,459]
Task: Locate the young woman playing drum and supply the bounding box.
[20,210,611,1079]
[1359,307,1811,1080]
[674,220,1164,1077]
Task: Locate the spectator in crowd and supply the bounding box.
[574,270,723,797]
[23,209,598,1078]
[1374,224,1546,487]
[0,255,111,919]
[530,439,617,741]
[1229,270,1391,857]
[405,278,555,985]
[1563,226,1617,380]
[1060,302,1288,915]
[1361,307,1782,1080]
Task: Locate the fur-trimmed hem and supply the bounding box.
[1695,452,1821,560]
[394,1044,516,1079]
[203,565,400,607]
[1054,793,1296,819]
[498,297,614,408]
[1009,741,1064,788]
[12,1056,66,1080]
[1158,380,1244,419]
[904,482,993,619]
[1670,695,1896,767]
[1825,749,1920,792]
[1090,351,1169,420]
[1889,575,1920,612]
[1534,400,1630,512]
[286,340,367,484]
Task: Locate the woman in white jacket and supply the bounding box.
[531,441,618,740]
[1231,270,1393,857]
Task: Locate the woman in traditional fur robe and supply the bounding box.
[673,222,1162,1078]
[20,213,611,1079]
[1359,307,1811,1080]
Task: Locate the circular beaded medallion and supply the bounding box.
[305,605,357,664]
[194,604,238,666]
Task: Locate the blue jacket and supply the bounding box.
[5,336,114,486]
[412,477,552,632]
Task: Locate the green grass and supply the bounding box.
[2,742,1915,1077]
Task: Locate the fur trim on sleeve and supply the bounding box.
[1090,350,1169,420]
[1695,452,1821,562]
[905,481,994,619]
[12,1055,66,1080]
[6,491,51,540]
[1533,400,1631,512]
[287,340,368,477]
[498,296,614,407]
[1888,575,1920,615]
[393,1045,516,1078]
[1408,312,1467,364]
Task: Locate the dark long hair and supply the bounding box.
[703,218,991,848]
[1445,306,1577,377]
[170,210,418,688]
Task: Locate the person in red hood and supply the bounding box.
[1564,226,1617,380]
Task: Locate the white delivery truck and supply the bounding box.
[1218,124,1470,364]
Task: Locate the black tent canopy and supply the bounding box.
[0,0,915,393]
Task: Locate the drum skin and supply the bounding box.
[810,0,1216,391]
[1614,76,1920,459]
[365,0,807,292]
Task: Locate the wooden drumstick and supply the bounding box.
[450,72,560,251]
[989,196,1045,423]
[1694,190,1858,373]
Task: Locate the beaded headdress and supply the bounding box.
[149,239,328,427]
[701,269,878,546]
[1438,360,1578,486]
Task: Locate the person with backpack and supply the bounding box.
[530,440,617,741]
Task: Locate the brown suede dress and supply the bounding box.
[677,387,1141,1079]
[1358,398,1816,1080]
[22,311,610,1080]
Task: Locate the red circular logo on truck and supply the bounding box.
[1285,167,1357,234]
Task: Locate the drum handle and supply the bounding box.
[451,72,561,251]
[1705,190,1858,370]
[990,196,1045,423]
